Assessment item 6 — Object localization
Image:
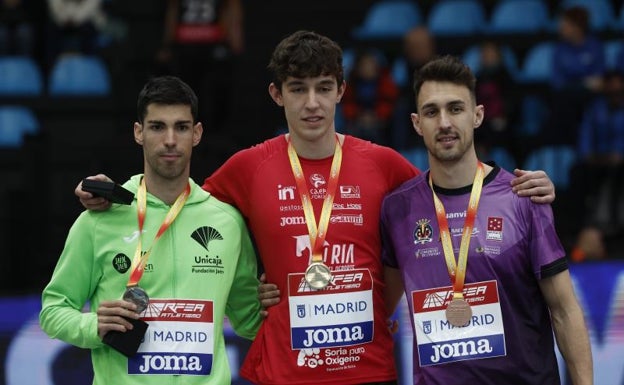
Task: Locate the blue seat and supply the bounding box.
[518,42,554,83]
[487,147,517,171]
[523,146,576,189]
[0,106,39,148]
[428,0,486,36]
[390,57,409,88]
[488,0,550,34]
[0,56,43,96]
[516,95,549,137]
[604,40,623,70]
[561,0,615,31]
[461,44,520,79]
[352,1,422,39]
[49,55,111,96]
[342,48,356,79]
[400,147,429,171]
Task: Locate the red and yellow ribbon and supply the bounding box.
[127,177,190,287]
[429,162,484,300]
[287,136,342,264]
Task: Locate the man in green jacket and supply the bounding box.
[39,76,262,385]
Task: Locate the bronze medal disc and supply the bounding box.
[123,286,150,313]
[305,262,332,290]
[445,298,472,327]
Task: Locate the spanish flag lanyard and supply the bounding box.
[429,162,484,327]
[287,136,342,289]
[126,178,191,289]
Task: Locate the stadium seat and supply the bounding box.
[516,94,549,137]
[461,44,520,79]
[518,42,554,83]
[604,40,623,70]
[427,0,486,36]
[352,0,422,39]
[0,56,43,96]
[487,146,516,171]
[523,146,576,189]
[560,0,615,31]
[487,0,550,34]
[391,57,409,88]
[400,146,429,171]
[0,106,39,148]
[48,55,111,96]
[342,47,356,79]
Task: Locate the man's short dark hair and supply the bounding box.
[268,30,344,90]
[137,76,198,124]
[412,55,476,110]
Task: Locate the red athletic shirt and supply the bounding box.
[203,135,419,384]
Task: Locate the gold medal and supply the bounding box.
[305,262,332,290]
[445,298,472,327]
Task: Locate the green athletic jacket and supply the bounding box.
[40,175,262,384]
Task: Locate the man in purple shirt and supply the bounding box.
[381,56,593,385]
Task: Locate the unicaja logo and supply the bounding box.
[191,226,223,251]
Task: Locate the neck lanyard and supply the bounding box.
[126,178,190,287]
[429,162,484,300]
[287,136,342,264]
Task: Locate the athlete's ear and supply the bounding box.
[336,80,346,103]
[269,83,284,107]
[134,122,143,145]
[474,105,484,128]
[192,122,203,147]
[411,113,423,137]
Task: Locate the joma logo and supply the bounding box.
[430,338,493,363]
[302,326,364,348]
[138,354,203,373]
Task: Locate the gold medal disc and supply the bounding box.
[304,262,332,290]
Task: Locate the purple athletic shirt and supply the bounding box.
[381,166,568,385]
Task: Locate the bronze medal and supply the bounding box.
[445,298,472,327]
[123,286,149,313]
[305,262,332,290]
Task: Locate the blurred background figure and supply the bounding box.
[0,0,35,56]
[342,49,398,145]
[46,0,107,68]
[402,26,436,79]
[548,5,605,146]
[569,70,624,236]
[474,41,517,161]
[571,226,608,262]
[391,26,436,150]
[156,0,244,133]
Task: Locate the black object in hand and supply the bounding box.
[82,179,135,205]
[102,318,149,357]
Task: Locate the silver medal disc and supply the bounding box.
[123,286,149,313]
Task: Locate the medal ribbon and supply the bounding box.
[287,136,342,264]
[429,162,484,300]
[127,177,191,287]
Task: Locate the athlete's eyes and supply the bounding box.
[422,109,437,117]
[450,105,464,114]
